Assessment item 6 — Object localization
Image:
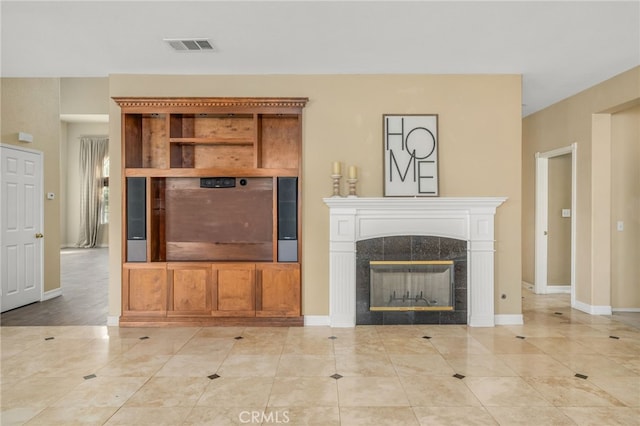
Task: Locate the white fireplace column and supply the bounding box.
[323,197,507,327]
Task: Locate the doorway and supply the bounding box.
[534,143,577,307]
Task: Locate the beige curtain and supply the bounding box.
[77,136,109,248]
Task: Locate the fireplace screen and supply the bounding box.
[370,261,454,311]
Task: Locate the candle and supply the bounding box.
[332,161,341,175]
[348,166,357,179]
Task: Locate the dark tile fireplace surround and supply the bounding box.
[356,236,467,325]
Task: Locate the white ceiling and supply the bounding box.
[2,1,639,116]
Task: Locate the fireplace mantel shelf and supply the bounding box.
[323,196,507,327]
[323,196,508,211]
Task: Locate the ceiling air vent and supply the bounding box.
[164,38,214,51]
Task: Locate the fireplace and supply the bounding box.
[370,261,454,311]
[323,197,507,327]
[356,236,466,325]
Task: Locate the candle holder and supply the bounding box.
[331,174,342,197]
[347,178,358,197]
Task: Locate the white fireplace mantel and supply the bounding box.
[323,197,507,327]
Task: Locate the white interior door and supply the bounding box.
[1,144,43,312]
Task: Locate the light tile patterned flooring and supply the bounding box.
[1,290,639,425]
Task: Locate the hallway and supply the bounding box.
[0,248,108,326]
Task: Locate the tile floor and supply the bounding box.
[0,248,109,326]
[1,289,639,425]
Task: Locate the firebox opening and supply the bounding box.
[369,260,454,311]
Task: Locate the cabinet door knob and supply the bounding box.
[35,233,44,239]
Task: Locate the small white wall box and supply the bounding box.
[561,209,571,218]
[18,132,33,143]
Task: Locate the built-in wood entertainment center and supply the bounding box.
[114,97,308,326]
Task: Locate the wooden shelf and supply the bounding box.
[124,168,300,177]
[169,137,253,146]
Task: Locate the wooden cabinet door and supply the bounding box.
[256,263,300,317]
[122,264,167,317]
[212,263,256,317]
[167,263,212,317]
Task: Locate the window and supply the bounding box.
[100,156,109,224]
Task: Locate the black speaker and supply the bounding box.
[127,177,146,262]
[127,177,146,240]
[278,177,297,240]
[278,177,298,262]
[200,177,236,188]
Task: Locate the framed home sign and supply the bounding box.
[383,114,439,196]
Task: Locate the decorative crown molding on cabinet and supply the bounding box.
[113,97,309,109]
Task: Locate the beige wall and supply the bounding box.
[523,66,640,309]
[109,74,522,318]
[611,105,640,308]
[1,78,61,292]
[61,78,110,114]
[547,154,572,286]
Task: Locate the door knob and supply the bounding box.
[543,231,548,236]
[35,233,44,239]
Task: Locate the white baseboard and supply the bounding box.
[494,314,524,325]
[107,316,120,326]
[42,288,62,301]
[60,244,109,249]
[574,300,612,315]
[546,285,571,294]
[303,315,330,326]
[612,307,640,313]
